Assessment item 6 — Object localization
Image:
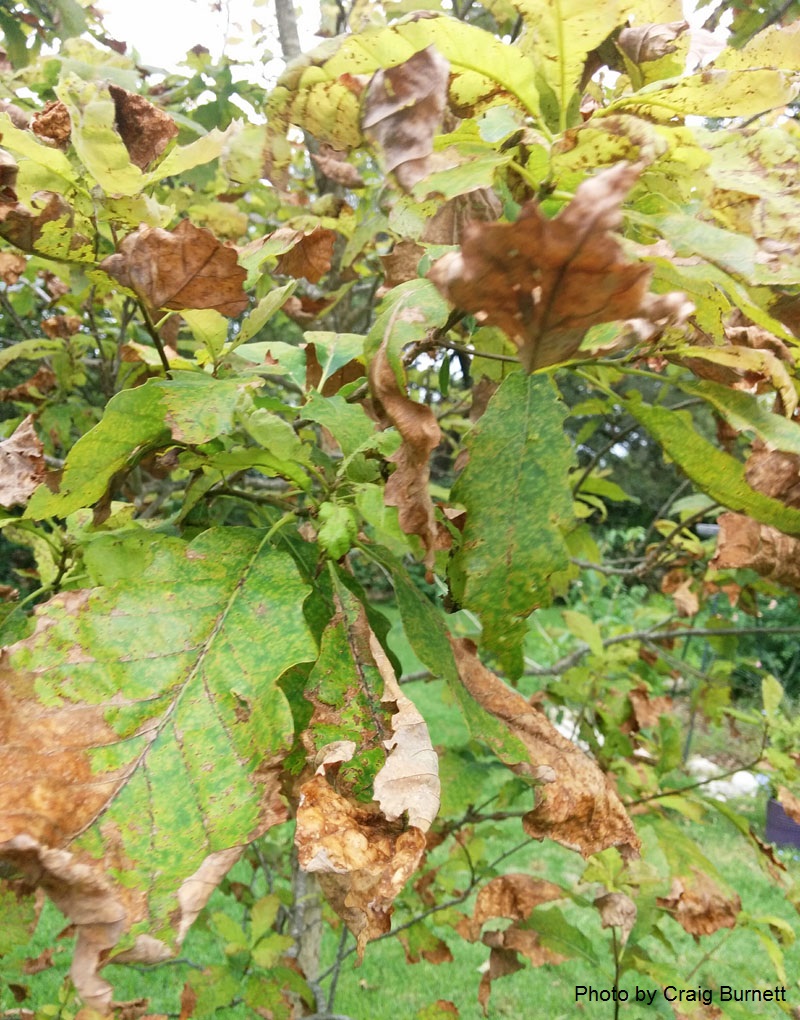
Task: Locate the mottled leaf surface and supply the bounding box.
[448,372,575,678]
[0,528,316,1007]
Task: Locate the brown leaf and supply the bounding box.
[478,946,524,1014]
[31,100,71,147]
[595,891,637,941]
[777,786,800,826]
[0,190,80,255]
[274,226,335,283]
[712,512,800,592]
[21,947,54,974]
[745,444,800,506]
[369,336,441,570]
[43,314,82,338]
[380,239,424,288]
[429,163,691,371]
[370,633,440,831]
[672,578,699,617]
[657,869,740,937]
[295,773,428,957]
[100,221,248,316]
[363,46,449,192]
[617,21,689,63]
[628,685,673,731]
[311,143,364,188]
[0,415,45,508]
[0,250,27,283]
[178,982,197,1020]
[107,85,178,170]
[458,874,564,942]
[482,926,566,967]
[449,638,640,859]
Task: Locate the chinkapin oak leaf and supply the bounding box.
[100,220,248,316]
[428,162,691,371]
[363,45,449,192]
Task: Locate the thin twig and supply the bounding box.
[137,300,171,376]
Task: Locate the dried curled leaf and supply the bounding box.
[777,786,800,826]
[100,220,248,316]
[31,100,71,146]
[107,85,178,170]
[429,162,690,371]
[656,868,740,937]
[458,874,564,942]
[311,143,364,188]
[595,891,637,941]
[713,512,800,591]
[370,633,440,831]
[296,773,428,957]
[0,250,26,284]
[449,639,640,859]
[369,333,441,570]
[0,415,46,508]
[363,46,449,192]
[617,21,689,63]
[713,444,800,590]
[294,586,438,956]
[274,226,336,283]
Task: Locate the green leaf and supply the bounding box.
[250,894,281,942]
[229,283,298,351]
[762,674,784,720]
[57,78,145,196]
[183,309,229,360]
[317,502,358,560]
[623,392,800,535]
[304,331,365,391]
[303,391,375,458]
[142,126,232,186]
[514,0,636,129]
[562,609,603,657]
[3,528,316,943]
[365,278,451,370]
[245,408,309,462]
[448,372,575,678]
[0,337,66,371]
[26,374,261,519]
[677,379,800,456]
[524,906,600,965]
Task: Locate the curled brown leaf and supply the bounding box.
[656,868,740,937]
[107,85,178,170]
[274,226,336,283]
[363,45,449,192]
[0,415,46,508]
[449,638,640,859]
[369,333,441,570]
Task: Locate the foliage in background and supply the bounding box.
[1,0,800,1018]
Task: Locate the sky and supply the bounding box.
[98,0,316,77]
[97,0,729,74]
